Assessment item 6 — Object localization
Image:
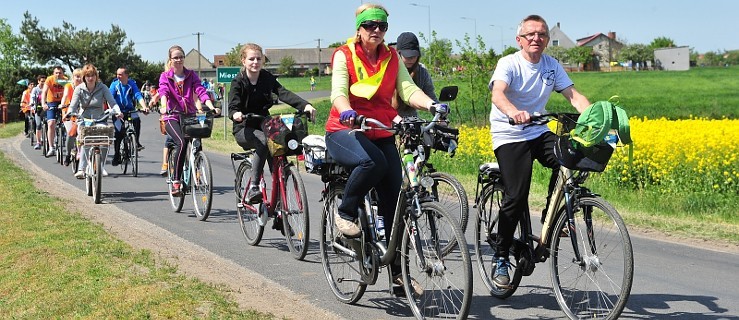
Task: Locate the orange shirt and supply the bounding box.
[44,75,68,103]
[21,89,32,111]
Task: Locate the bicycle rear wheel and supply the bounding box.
[41,122,49,157]
[429,171,469,232]
[282,165,310,260]
[191,152,213,221]
[55,125,65,164]
[550,196,634,320]
[166,148,185,212]
[319,185,366,304]
[474,183,523,299]
[235,160,264,245]
[28,116,35,146]
[92,151,102,204]
[402,201,472,319]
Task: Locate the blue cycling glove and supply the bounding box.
[430,103,449,115]
[339,110,358,122]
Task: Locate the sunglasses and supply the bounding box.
[360,21,389,32]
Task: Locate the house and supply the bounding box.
[576,32,624,71]
[264,48,335,76]
[183,49,217,81]
[654,46,690,71]
[549,22,577,49]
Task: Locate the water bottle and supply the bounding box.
[375,213,385,239]
[604,130,618,149]
[403,153,418,186]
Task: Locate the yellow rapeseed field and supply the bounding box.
[456,117,739,194]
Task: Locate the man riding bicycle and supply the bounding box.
[487,14,590,288]
[109,66,150,166]
[41,66,68,157]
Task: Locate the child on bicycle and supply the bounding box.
[228,43,316,205]
[158,45,219,196]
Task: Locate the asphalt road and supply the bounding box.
[19,104,739,319]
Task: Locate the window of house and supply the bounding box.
[552,40,559,46]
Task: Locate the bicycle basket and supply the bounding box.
[301,135,331,174]
[422,123,459,156]
[181,114,214,138]
[262,115,307,157]
[554,135,613,172]
[78,124,114,144]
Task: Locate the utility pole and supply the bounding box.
[193,32,204,78]
[315,38,322,78]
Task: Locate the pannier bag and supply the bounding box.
[181,113,214,138]
[262,114,307,157]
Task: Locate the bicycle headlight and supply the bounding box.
[287,139,299,150]
[420,176,434,189]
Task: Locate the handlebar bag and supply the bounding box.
[261,114,307,157]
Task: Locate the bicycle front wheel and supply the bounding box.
[166,148,185,212]
[235,160,264,245]
[129,133,138,177]
[191,152,213,221]
[55,126,65,165]
[320,185,366,304]
[92,150,102,204]
[402,201,472,320]
[550,196,634,320]
[281,165,310,260]
[120,134,130,174]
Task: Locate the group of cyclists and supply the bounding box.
[17,3,629,318]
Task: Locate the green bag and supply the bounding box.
[571,97,632,147]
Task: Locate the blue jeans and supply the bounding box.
[325,130,402,226]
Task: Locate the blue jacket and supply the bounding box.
[110,78,144,112]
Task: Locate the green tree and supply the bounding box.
[423,32,454,76]
[328,41,343,48]
[19,11,145,83]
[278,56,296,76]
[0,18,26,102]
[545,45,568,63]
[567,46,593,71]
[649,36,676,49]
[225,43,244,66]
[618,43,653,69]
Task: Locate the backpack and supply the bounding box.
[554,97,632,172]
[261,114,308,157]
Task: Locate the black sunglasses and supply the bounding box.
[360,21,389,32]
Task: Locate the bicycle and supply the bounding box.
[53,111,67,165]
[26,109,36,146]
[117,110,142,177]
[403,86,470,236]
[318,116,472,320]
[231,111,311,261]
[69,110,115,204]
[166,111,215,221]
[473,112,634,319]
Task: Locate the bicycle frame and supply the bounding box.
[239,154,291,219]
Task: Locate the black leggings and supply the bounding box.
[164,119,189,181]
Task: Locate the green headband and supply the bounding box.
[355,8,388,30]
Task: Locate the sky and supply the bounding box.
[2,0,737,64]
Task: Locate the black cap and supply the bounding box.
[396,32,420,58]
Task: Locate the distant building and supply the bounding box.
[549,22,576,49]
[654,46,690,71]
[183,49,216,80]
[576,32,624,71]
[264,48,335,76]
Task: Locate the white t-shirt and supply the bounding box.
[488,51,574,150]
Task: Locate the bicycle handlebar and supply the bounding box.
[65,109,116,123]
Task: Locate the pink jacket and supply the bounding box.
[158,68,211,121]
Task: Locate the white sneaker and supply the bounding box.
[74,170,85,179]
[46,150,55,157]
[102,168,109,177]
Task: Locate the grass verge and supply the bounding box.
[0,122,272,319]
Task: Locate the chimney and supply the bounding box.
[557,22,560,28]
[608,31,616,40]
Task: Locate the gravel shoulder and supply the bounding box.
[1,135,342,320]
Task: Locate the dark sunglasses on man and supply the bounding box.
[360,21,389,32]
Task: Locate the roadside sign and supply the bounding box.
[216,67,241,83]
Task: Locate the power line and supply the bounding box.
[135,34,191,45]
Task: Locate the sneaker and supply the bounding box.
[46,149,55,157]
[246,186,262,204]
[102,168,109,177]
[160,164,168,176]
[74,170,85,179]
[334,214,361,238]
[171,181,182,196]
[111,155,120,166]
[492,257,511,288]
[34,143,41,150]
[393,274,424,297]
[136,144,145,151]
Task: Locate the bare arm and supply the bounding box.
[560,86,590,113]
[491,79,530,124]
